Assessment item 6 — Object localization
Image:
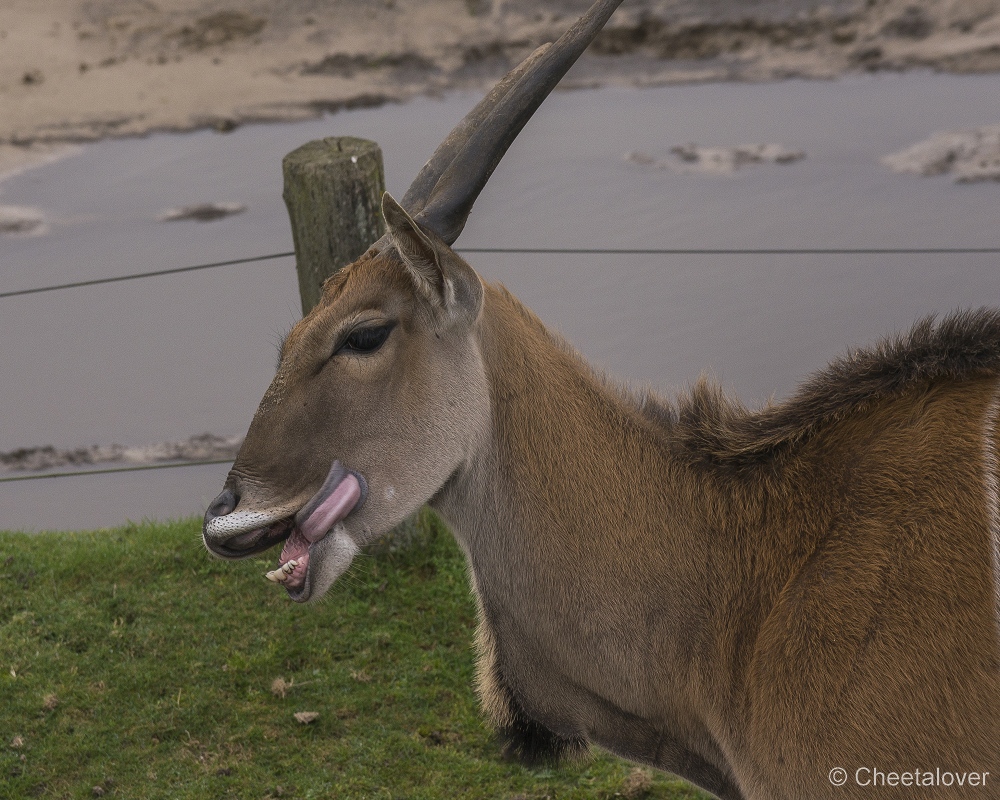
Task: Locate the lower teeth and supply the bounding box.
[265,559,299,584]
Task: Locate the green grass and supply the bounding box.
[0,511,712,800]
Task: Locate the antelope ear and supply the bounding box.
[381,192,483,321]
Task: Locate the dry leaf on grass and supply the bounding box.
[294,711,319,725]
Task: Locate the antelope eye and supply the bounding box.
[337,323,394,355]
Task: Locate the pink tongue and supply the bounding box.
[278,530,310,581]
[301,473,362,543]
[276,471,363,590]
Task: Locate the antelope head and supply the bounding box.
[203,0,625,602]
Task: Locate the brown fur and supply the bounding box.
[206,204,1000,799]
[456,287,1000,799]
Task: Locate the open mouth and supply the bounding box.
[205,460,367,601]
[263,462,366,595]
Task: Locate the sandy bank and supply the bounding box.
[3,0,1000,177]
[0,433,243,472]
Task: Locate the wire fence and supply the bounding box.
[3,241,998,485]
[4,246,1000,300]
[0,252,295,299]
[0,459,234,484]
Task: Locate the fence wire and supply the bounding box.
[3,246,999,300]
[0,459,234,484]
[3,242,998,484]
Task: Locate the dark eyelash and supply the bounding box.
[336,323,395,355]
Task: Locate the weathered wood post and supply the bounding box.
[281,134,426,549]
[282,137,385,315]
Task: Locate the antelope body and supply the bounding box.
[203,1,1000,796]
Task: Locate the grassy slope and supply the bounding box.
[0,512,711,800]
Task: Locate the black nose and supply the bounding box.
[205,488,238,524]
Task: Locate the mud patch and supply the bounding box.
[3,0,1000,167]
[25,116,147,146]
[305,94,396,115]
[627,143,805,175]
[302,52,438,82]
[173,11,266,51]
[157,202,247,222]
[882,124,1000,182]
[592,16,834,60]
[0,433,243,473]
[0,205,46,236]
[936,45,1000,75]
[880,6,934,40]
[452,39,535,83]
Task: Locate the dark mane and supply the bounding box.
[662,308,1000,471]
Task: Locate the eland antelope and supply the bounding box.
[203,0,1000,796]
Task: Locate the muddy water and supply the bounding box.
[2,71,999,531]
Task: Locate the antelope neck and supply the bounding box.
[429,285,764,789]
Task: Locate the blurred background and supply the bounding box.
[2,0,1000,530]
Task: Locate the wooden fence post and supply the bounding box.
[282,137,386,315]
[281,135,433,549]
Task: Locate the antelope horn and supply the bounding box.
[400,43,552,218]
[397,0,625,246]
